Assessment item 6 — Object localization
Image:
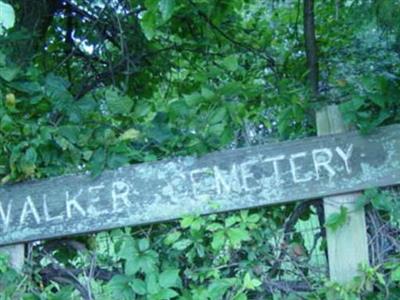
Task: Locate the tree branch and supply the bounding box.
[303,0,319,97]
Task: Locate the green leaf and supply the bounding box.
[45,73,70,91]
[45,73,73,105]
[0,114,14,132]
[125,255,140,275]
[139,250,159,273]
[58,125,80,144]
[105,88,134,115]
[172,239,192,250]
[118,236,137,258]
[225,215,239,227]
[211,230,225,250]
[243,273,261,290]
[325,206,348,232]
[227,228,250,246]
[107,152,130,169]
[391,267,400,282]
[138,238,150,252]
[209,107,227,124]
[164,231,181,245]
[222,55,239,72]
[146,273,160,295]
[376,272,385,286]
[201,86,215,100]
[119,128,140,141]
[118,235,136,255]
[233,293,247,300]
[180,216,194,228]
[159,269,180,289]
[130,278,147,295]
[219,81,242,97]
[207,278,237,299]
[19,147,37,176]
[9,81,41,95]
[107,275,135,300]
[141,10,157,40]
[0,67,19,82]
[159,0,175,21]
[246,214,261,224]
[154,288,178,299]
[88,148,107,176]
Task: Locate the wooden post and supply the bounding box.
[0,244,24,271]
[316,105,369,283]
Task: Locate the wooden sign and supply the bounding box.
[0,125,399,246]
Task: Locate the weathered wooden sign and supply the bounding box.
[0,125,399,245]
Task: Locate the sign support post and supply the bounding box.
[316,105,369,283]
[0,244,24,271]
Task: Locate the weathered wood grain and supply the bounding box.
[0,124,399,246]
[317,105,369,284]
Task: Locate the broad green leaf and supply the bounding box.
[227,228,250,246]
[172,239,192,250]
[9,81,41,95]
[140,10,157,40]
[243,273,261,290]
[159,0,175,21]
[201,87,215,100]
[139,251,159,273]
[45,73,70,91]
[107,152,130,169]
[19,147,37,176]
[164,231,181,245]
[222,55,239,72]
[180,216,194,228]
[138,238,150,252]
[119,236,137,259]
[58,125,80,144]
[225,215,239,227]
[146,273,160,295]
[159,269,180,289]
[88,148,107,176]
[233,293,247,300]
[105,88,133,115]
[209,107,227,124]
[0,114,14,132]
[207,278,237,299]
[0,67,19,82]
[391,267,400,282]
[219,82,242,97]
[153,288,178,299]
[129,278,147,295]
[45,73,73,105]
[125,255,141,275]
[119,128,140,141]
[106,275,135,300]
[325,206,348,232]
[211,230,225,250]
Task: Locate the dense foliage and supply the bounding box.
[0,0,399,299]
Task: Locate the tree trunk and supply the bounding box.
[10,0,62,64]
[303,0,319,97]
